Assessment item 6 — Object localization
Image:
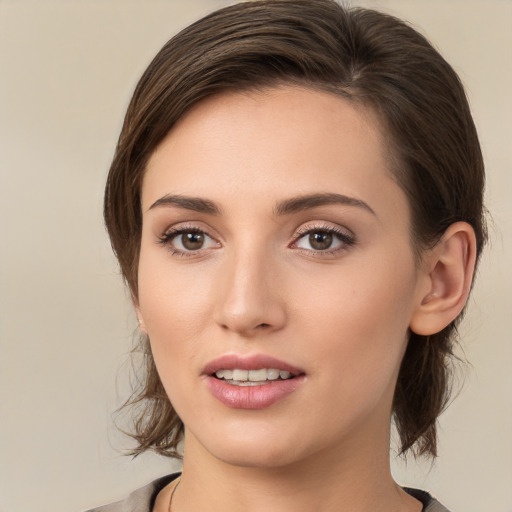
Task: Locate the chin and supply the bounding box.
[210,442,305,469]
[186,422,313,469]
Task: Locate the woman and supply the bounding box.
[90,0,486,510]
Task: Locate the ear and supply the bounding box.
[410,222,477,336]
[132,296,148,334]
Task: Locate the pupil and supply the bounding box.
[309,232,332,250]
[182,232,204,250]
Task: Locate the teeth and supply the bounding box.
[267,369,280,380]
[215,369,233,380]
[232,369,248,381]
[214,368,294,382]
[249,369,268,381]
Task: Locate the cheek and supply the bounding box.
[138,235,418,398]
[137,264,213,416]
[136,250,214,367]
[292,252,417,378]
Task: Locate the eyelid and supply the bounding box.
[155,220,355,258]
[290,222,356,254]
[157,222,221,257]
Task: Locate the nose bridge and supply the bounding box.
[214,238,286,335]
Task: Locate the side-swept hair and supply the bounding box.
[105,0,486,458]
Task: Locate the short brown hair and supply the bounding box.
[105,0,486,458]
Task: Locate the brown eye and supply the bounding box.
[308,232,333,250]
[294,226,354,253]
[162,228,218,254]
[181,232,205,250]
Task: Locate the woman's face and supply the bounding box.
[137,86,428,468]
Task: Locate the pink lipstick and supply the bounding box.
[203,354,305,409]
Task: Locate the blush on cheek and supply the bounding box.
[133,86,426,470]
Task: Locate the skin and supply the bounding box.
[136,86,474,512]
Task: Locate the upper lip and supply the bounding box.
[202,354,304,376]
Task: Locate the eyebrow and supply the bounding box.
[148,192,375,217]
[273,193,376,217]
[148,194,222,215]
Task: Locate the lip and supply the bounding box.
[202,354,305,410]
[202,354,304,376]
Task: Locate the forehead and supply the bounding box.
[142,86,407,226]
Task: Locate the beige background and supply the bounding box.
[0,1,510,511]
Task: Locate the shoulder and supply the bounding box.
[85,478,449,512]
[83,473,180,512]
[405,488,452,512]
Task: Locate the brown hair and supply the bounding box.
[105,0,486,458]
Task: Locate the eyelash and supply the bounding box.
[291,223,356,256]
[157,224,216,258]
[157,223,356,258]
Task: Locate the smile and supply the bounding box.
[204,355,305,409]
[214,368,295,385]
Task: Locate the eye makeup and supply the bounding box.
[156,220,356,260]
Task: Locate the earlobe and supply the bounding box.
[410,222,477,336]
[133,298,148,334]
[137,316,147,333]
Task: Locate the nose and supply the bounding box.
[213,248,287,337]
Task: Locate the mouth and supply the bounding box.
[212,368,297,386]
[203,354,305,409]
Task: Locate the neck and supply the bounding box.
[172,427,420,512]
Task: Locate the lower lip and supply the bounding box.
[206,376,305,409]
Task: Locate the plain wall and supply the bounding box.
[0,1,510,511]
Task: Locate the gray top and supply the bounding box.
[85,473,450,512]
